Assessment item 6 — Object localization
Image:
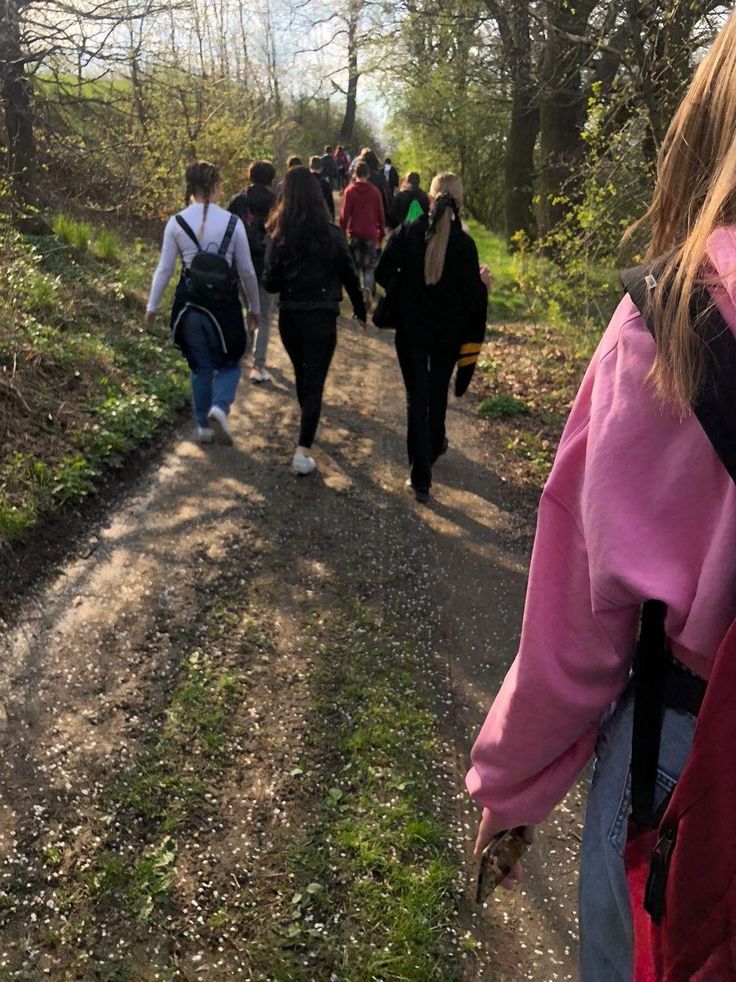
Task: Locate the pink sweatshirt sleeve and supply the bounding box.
[466,302,657,827]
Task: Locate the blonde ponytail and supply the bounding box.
[424,172,464,286]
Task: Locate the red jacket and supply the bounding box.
[340,180,384,246]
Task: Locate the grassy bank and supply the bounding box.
[469,226,615,489]
[0,214,187,546]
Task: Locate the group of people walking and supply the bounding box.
[145,146,485,493]
[142,15,736,970]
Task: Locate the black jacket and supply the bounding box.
[389,188,430,228]
[228,184,276,281]
[263,224,367,321]
[311,171,335,219]
[375,215,487,349]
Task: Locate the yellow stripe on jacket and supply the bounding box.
[459,342,482,356]
[457,355,479,367]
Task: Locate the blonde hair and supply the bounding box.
[628,12,736,409]
[425,172,463,286]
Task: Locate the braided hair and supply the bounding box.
[185,160,220,240]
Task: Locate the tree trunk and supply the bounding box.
[339,6,360,146]
[538,0,596,236]
[504,1,538,243]
[0,0,38,212]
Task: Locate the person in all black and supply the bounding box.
[263,166,367,475]
[321,145,337,189]
[389,172,430,228]
[376,172,490,502]
[358,148,390,218]
[383,157,400,198]
[309,156,335,220]
[228,160,277,382]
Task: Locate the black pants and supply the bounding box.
[395,330,458,492]
[279,309,338,448]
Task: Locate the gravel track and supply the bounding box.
[0,317,582,980]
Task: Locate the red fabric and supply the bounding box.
[626,619,736,980]
[625,823,660,981]
[340,180,384,246]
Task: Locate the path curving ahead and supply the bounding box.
[0,316,581,980]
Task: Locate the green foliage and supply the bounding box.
[53,214,92,251]
[129,839,177,922]
[466,220,530,321]
[0,215,188,546]
[478,394,530,419]
[387,0,508,231]
[92,229,122,263]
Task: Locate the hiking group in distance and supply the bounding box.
[145,143,490,498]
[143,13,736,975]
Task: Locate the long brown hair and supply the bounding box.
[266,166,331,254]
[627,13,736,409]
[425,172,463,286]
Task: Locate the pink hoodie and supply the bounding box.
[467,228,736,830]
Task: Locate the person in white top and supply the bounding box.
[144,160,260,445]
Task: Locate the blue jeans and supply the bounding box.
[579,681,696,981]
[180,311,242,428]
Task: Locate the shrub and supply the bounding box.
[53,215,92,251]
[92,229,122,263]
[478,394,530,419]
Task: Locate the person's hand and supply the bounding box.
[144,310,155,329]
[473,808,534,890]
[479,264,494,290]
[247,312,260,332]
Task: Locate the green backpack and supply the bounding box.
[405,198,424,222]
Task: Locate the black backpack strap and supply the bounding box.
[630,600,670,827]
[622,261,736,483]
[175,215,200,250]
[218,214,238,258]
[623,262,736,828]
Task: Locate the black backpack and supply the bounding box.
[176,214,238,306]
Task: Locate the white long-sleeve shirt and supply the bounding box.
[146,202,261,314]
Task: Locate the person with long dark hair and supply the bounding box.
[375,172,489,502]
[263,166,367,475]
[145,160,260,445]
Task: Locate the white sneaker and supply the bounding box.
[207,406,233,446]
[197,426,214,444]
[251,367,272,383]
[292,450,316,475]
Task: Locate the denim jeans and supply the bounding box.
[579,680,696,981]
[254,285,276,369]
[349,237,378,294]
[180,310,242,428]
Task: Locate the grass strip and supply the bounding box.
[265,601,467,981]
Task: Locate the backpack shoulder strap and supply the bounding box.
[175,215,200,250]
[622,261,736,485]
[218,214,238,258]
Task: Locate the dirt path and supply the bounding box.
[0,317,582,980]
